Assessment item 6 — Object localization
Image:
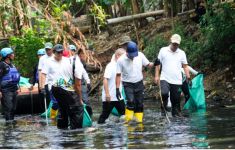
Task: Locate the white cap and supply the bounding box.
[170,34,181,44]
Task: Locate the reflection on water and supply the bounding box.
[0,100,235,149]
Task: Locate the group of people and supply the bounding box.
[36,43,91,129]
[0,33,199,128]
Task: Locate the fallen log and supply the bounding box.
[107,10,165,25]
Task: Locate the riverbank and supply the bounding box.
[86,16,235,107]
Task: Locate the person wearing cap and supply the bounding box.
[29,48,46,90]
[38,42,54,112]
[69,44,77,56]
[41,44,84,129]
[154,34,190,117]
[98,48,126,124]
[0,47,20,123]
[70,45,91,105]
[118,35,131,49]
[110,35,131,62]
[181,66,199,104]
[116,41,153,123]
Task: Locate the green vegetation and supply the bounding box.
[143,2,235,72]
[9,29,44,77]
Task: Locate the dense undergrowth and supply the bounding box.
[3,2,235,77]
[143,2,235,73]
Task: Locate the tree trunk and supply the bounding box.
[131,0,140,14]
[0,14,7,37]
[107,10,164,25]
[159,0,164,9]
[188,0,195,10]
[117,1,125,16]
[164,0,171,17]
[12,0,25,35]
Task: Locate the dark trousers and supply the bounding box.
[181,80,190,103]
[123,80,144,112]
[98,100,125,124]
[1,91,17,121]
[51,86,83,129]
[160,80,181,116]
[82,83,89,105]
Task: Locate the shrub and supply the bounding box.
[9,29,44,77]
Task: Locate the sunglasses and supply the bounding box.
[55,51,63,54]
[45,48,52,51]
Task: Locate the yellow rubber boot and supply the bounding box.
[125,108,134,123]
[50,108,58,119]
[134,112,143,123]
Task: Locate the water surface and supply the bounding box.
[0,100,234,149]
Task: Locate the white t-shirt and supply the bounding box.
[70,56,90,84]
[41,56,83,91]
[102,61,123,102]
[158,46,188,85]
[181,66,198,82]
[38,54,53,71]
[116,52,150,83]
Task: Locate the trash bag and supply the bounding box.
[19,76,31,87]
[183,74,206,111]
[40,101,52,118]
[82,104,92,127]
[111,88,126,116]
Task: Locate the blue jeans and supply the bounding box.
[1,91,17,121]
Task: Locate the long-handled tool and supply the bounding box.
[30,90,33,115]
[43,93,49,125]
[158,83,171,124]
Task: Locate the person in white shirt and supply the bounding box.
[167,66,199,110]
[154,34,190,117]
[110,35,130,62]
[38,42,54,115]
[41,44,84,129]
[69,45,91,105]
[98,48,126,124]
[116,41,153,123]
[181,66,199,103]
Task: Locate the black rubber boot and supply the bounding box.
[57,110,68,129]
[68,105,83,129]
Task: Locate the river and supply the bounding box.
[0,100,234,149]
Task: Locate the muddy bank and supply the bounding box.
[86,17,235,108]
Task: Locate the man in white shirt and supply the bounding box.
[69,45,91,105]
[38,42,54,115]
[116,41,153,123]
[98,48,126,124]
[181,66,199,103]
[154,34,190,117]
[41,44,84,129]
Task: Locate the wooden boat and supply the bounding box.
[15,86,45,114]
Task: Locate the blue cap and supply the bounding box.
[1,47,13,58]
[53,44,64,52]
[69,45,76,51]
[37,48,46,55]
[127,41,138,58]
[44,42,53,49]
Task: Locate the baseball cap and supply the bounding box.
[170,34,181,44]
[69,44,76,51]
[118,36,131,46]
[44,42,53,49]
[53,44,64,52]
[127,41,138,58]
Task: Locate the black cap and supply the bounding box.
[53,44,64,52]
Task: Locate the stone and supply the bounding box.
[226,83,233,89]
[232,95,235,101]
